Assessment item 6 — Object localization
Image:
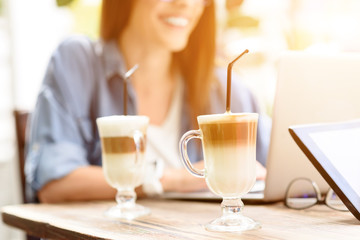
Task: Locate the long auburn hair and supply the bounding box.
[100,0,216,127]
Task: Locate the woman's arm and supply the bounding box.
[38,159,265,203]
[38,163,208,203]
[38,166,115,203]
[26,37,102,203]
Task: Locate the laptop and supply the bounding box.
[162,51,360,202]
[289,119,360,220]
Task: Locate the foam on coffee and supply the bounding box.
[97,115,149,138]
[198,113,258,125]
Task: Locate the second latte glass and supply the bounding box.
[97,115,150,220]
[179,112,260,232]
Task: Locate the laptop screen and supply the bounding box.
[263,51,360,201]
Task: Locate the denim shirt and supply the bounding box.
[25,36,271,202]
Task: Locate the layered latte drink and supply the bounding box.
[198,113,258,198]
[179,52,260,232]
[96,115,149,190]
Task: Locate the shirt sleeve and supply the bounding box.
[25,36,96,201]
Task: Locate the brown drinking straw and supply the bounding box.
[123,64,139,115]
[226,49,249,113]
[123,80,128,115]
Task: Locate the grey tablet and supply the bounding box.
[289,119,360,221]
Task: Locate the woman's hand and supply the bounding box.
[159,160,266,194]
[160,161,207,193]
[256,161,267,180]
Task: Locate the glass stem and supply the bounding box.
[116,189,137,209]
[221,197,244,218]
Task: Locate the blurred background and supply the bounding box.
[1,0,359,239]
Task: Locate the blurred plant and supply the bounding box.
[56,0,74,7]
[225,0,259,29]
[69,0,101,39]
[0,0,3,16]
[56,0,100,39]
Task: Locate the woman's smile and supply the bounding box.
[162,16,190,28]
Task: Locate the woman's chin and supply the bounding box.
[167,39,189,53]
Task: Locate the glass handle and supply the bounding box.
[133,130,144,165]
[179,130,205,178]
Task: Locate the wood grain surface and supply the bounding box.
[2,199,359,240]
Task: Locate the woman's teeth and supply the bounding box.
[165,17,189,27]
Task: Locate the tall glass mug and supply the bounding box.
[96,115,150,220]
[179,112,260,232]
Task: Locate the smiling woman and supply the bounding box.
[24,0,270,204]
[100,0,216,125]
[124,0,205,51]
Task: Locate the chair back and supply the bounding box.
[13,110,29,203]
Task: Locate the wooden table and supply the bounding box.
[2,199,360,240]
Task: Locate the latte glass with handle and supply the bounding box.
[179,112,260,232]
[96,115,150,220]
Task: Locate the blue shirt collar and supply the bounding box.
[96,39,128,81]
